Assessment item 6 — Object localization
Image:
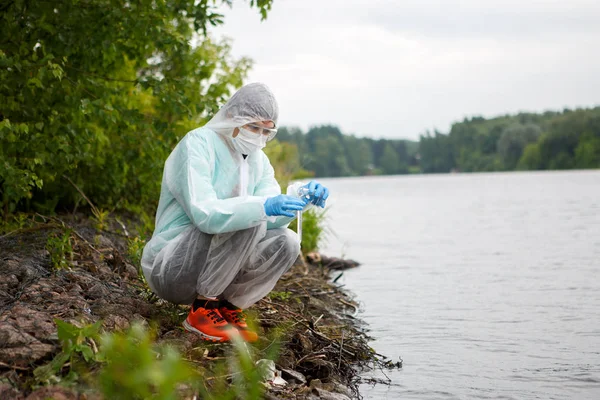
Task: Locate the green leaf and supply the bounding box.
[55,319,81,346]
[79,345,95,362]
[27,77,43,88]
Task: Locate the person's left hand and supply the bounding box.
[301,180,329,208]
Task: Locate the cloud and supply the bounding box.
[212,0,600,140]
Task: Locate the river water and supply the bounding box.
[318,171,600,400]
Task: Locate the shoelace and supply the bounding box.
[227,310,246,324]
[207,310,225,323]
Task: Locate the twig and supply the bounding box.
[204,371,241,382]
[0,223,58,240]
[333,272,344,283]
[295,352,326,366]
[62,175,99,215]
[89,338,98,354]
[313,314,323,327]
[338,330,344,369]
[0,361,29,371]
[115,218,129,237]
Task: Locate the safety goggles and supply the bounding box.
[244,123,278,140]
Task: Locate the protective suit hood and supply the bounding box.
[204,82,279,140]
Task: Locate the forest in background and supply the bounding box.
[275,106,600,179]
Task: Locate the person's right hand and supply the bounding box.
[264,195,307,217]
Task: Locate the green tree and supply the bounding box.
[496,123,542,169]
[0,0,272,219]
[517,143,543,170]
[380,143,400,174]
[575,134,600,168]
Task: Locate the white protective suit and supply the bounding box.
[141,83,304,308]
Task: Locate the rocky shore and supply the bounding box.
[0,214,394,399]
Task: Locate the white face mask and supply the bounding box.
[231,127,268,154]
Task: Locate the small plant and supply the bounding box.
[295,208,327,255]
[34,319,102,384]
[98,323,199,400]
[127,236,146,269]
[0,212,34,235]
[91,208,110,231]
[46,229,74,270]
[268,291,292,302]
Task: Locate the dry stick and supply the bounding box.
[115,217,129,237]
[313,314,324,327]
[338,330,346,369]
[0,361,29,371]
[295,352,326,366]
[62,174,100,216]
[0,223,59,240]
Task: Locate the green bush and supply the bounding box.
[46,229,74,270]
[0,1,273,220]
[98,324,198,400]
[33,320,276,399]
[288,208,327,255]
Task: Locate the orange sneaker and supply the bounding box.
[219,302,259,343]
[183,305,234,343]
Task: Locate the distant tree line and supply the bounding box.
[276,107,600,178]
[419,107,600,173]
[275,125,420,177]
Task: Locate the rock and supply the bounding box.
[306,252,322,264]
[87,283,109,299]
[309,379,323,389]
[311,387,352,400]
[331,382,353,398]
[26,386,78,400]
[124,263,139,278]
[66,283,83,294]
[0,383,24,400]
[320,255,360,271]
[281,368,307,384]
[0,322,55,366]
[256,359,287,387]
[103,314,130,331]
[256,359,277,381]
[95,235,114,249]
[2,274,19,287]
[0,305,56,341]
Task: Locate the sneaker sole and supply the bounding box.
[182,319,229,342]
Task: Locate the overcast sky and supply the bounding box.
[212,0,600,140]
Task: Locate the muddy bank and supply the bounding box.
[0,214,394,399]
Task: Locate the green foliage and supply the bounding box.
[91,208,110,231]
[300,209,326,254]
[575,133,600,168]
[127,236,147,270]
[32,320,278,398]
[0,212,35,234]
[275,125,419,178]
[34,319,102,384]
[263,139,312,188]
[98,323,198,400]
[418,107,600,173]
[46,229,74,270]
[287,208,327,255]
[268,291,292,302]
[0,0,272,220]
[497,123,541,169]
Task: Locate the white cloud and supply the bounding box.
[212,0,600,140]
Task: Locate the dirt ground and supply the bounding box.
[0,214,394,399]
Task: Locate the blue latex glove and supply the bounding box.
[264,195,307,217]
[301,181,329,208]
